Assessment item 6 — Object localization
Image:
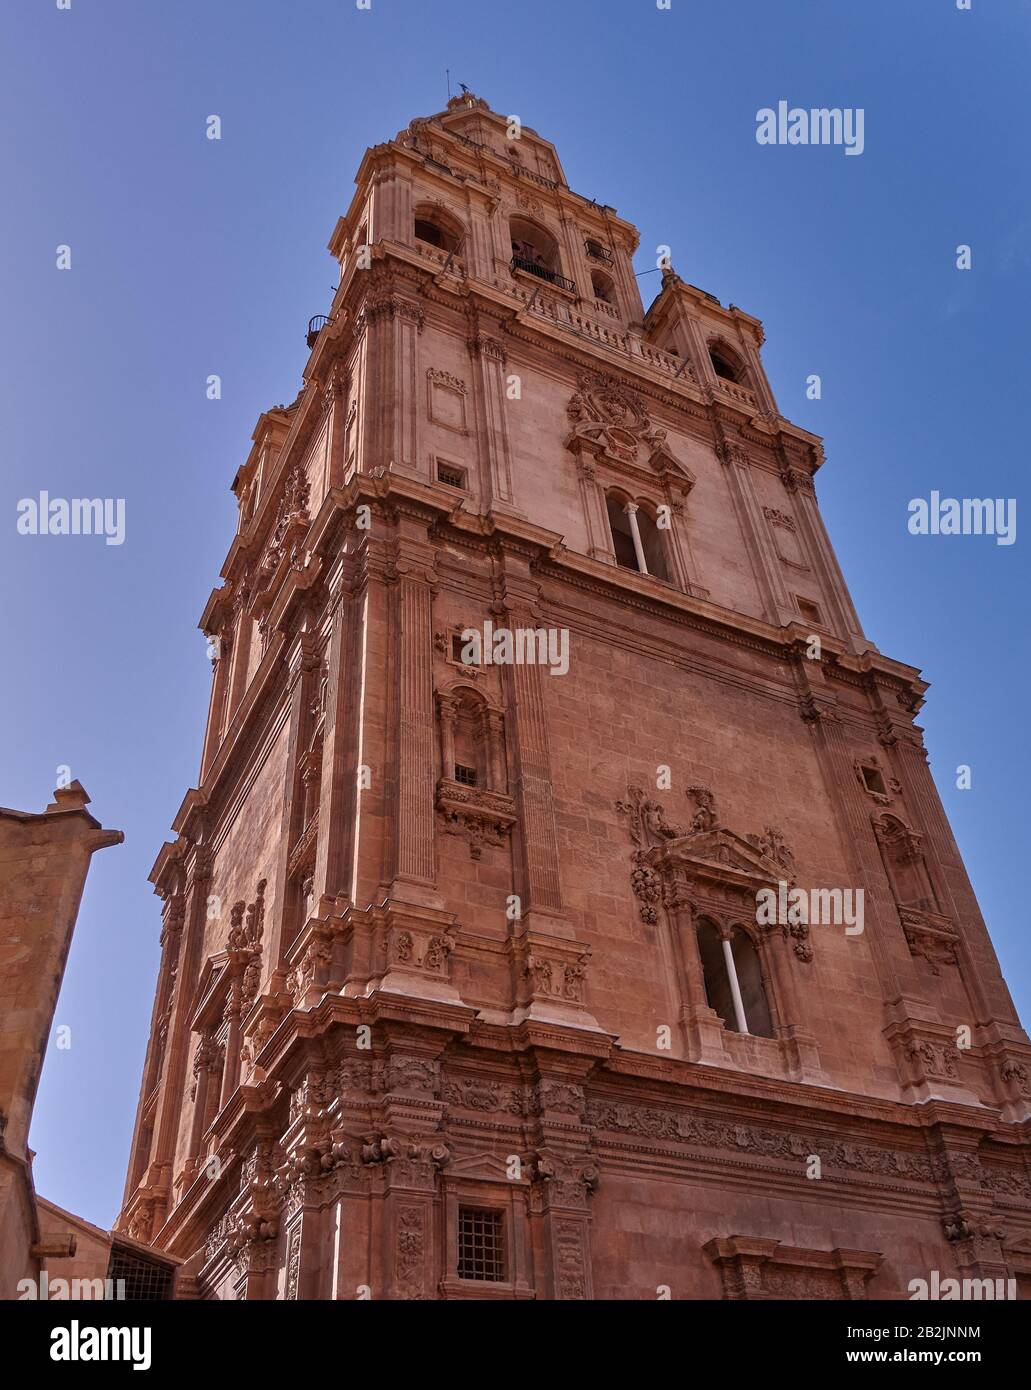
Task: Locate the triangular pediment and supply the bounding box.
[648,437,695,489]
[647,827,789,889]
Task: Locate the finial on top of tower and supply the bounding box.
[446,87,488,113]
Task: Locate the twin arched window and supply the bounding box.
[605,493,670,581]
[696,919,774,1037]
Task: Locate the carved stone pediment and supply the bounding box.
[563,371,692,488]
[617,784,807,955]
[645,826,790,896]
[646,432,695,490]
[617,784,795,898]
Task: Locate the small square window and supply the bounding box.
[797,598,822,626]
[457,1206,505,1282]
[861,764,887,796]
[454,763,478,787]
[436,461,466,490]
[451,633,479,665]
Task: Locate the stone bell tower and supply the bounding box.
[120,93,1031,1300]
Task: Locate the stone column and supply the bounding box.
[486,710,506,792]
[141,840,214,1220]
[185,1036,215,1166]
[267,629,321,967]
[437,694,457,782]
[623,501,648,573]
[717,442,793,625]
[225,586,254,722]
[312,557,359,916]
[572,454,613,562]
[219,984,243,1110]
[391,512,439,903]
[497,568,564,921]
[665,895,727,1063]
[782,465,867,651]
[200,626,232,779]
[468,329,516,510]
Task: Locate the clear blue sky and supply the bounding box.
[2,0,1027,1228]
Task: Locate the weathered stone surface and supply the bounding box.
[116,93,1031,1301]
[0,782,122,1298]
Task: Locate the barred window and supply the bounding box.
[436,461,466,490]
[107,1243,175,1300]
[453,763,478,787]
[457,1206,505,1282]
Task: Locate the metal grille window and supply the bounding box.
[107,1243,175,1300]
[453,763,478,787]
[437,462,466,489]
[457,1206,505,1282]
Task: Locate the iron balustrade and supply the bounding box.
[306,315,329,349]
[585,239,614,265]
[509,255,576,294]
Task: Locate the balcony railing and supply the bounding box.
[584,239,614,265]
[510,255,576,295]
[306,315,329,350]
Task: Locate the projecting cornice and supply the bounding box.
[304,468,921,694]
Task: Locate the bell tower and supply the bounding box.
[120,93,1031,1301]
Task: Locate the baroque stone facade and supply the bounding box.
[119,94,1031,1300]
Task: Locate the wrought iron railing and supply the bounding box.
[509,256,576,295]
[306,315,329,350]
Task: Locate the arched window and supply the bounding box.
[413,206,463,255]
[708,340,747,385]
[591,269,616,305]
[605,493,670,582]
[437,686,507,793]
[606,493,639,570]
[509,217,573,292]
[697,920,774,1037]
[636,507,670,581]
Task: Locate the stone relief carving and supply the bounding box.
[564,370,694,485]
[435,781,516,859]
[616,784,811,961]
[586,1097,937,1183]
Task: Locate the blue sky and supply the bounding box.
[2,0,1027,1228]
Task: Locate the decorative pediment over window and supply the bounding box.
[616,784,810,961]
[564,371,694,488]
[617,784,794,893]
